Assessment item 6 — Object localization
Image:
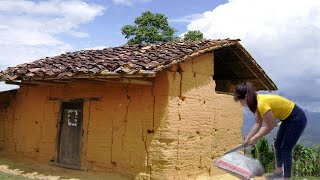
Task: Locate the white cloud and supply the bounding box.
[170,13,204,23]
[66,30,90,38]
[186,0,320,111]
[83,46,107,50]
[0,0,105,66]
[112,0,151,6]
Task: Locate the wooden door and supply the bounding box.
[57,101,83,167]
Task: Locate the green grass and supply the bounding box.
[292,177,320,180]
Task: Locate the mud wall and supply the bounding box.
[147,52,243,179]
[0,81,159,179]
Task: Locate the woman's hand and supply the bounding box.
[243,138,250,146]
[249,136,259,145]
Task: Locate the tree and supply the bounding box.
[183,30,204,42]
[121,11,176,45]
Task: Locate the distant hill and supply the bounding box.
[299,111,320,146]
[242,109,320,146]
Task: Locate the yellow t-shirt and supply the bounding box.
[257,94,295,120]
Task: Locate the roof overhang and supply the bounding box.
[213,42,277,92]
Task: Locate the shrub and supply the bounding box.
[250,138,320,177]
[251,137,275,173]
[292,144,320,177]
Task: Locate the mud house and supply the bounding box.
[0,39,276,179]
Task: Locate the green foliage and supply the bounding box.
[183,30,204,42]
[121,11,176,45]
[292,144,320,177]
[121,12,206,44]
[251,137,275,173]
[250,138,320,177]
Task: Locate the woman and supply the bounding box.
[234,82,307,180]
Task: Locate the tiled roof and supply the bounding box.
[0,39,239,81]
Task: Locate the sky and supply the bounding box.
[0,0,319,112]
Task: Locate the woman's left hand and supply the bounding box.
[249,136,259,145]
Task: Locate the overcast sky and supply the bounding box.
[0,0,319,112]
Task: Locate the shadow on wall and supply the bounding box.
[0,90,17,151]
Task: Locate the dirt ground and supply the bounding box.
[0,153,274,180]
[0,153,131,180]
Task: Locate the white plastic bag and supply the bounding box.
[215,152,264,179]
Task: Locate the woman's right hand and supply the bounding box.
[243,138,250,146]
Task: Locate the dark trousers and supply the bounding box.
[274,105,307,178]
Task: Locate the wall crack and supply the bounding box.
[177,64,184,100]
[111,106,114,164]
[84,101,91,163]
[122,85,131,149]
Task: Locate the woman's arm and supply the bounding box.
[249,109,275,145]
[244,112,263,145]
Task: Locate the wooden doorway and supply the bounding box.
[57,101,83,168]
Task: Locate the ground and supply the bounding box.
[0,173,32,180]
[0,154,314,180]
[0,154,267,180]
[0,154,131,180]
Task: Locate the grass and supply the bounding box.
[292,177,320,180]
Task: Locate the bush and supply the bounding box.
[250,138,320,177]
[250,137,275,173]
[292,144,320,177]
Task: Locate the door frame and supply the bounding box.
[51,99,86,170]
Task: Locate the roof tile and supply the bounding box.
[0,39,239,81]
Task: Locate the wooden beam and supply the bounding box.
[30,73,156,81]
[94,78,153,86]
[49,97,102,101]
[67,79,106,85]
[76,74,156,79]
[5,81,21,86]
[229,47,270,91]
[214,77,260,81]
[52,78,153,86]
[215,91,233,95]
[21,80,67,86]
[52,80,71,83]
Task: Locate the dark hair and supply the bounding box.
[234,82,257,113]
